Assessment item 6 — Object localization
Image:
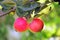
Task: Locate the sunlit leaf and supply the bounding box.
[42,23,56,38]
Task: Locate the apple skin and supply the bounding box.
[14,17,28,32]
[29,18,44,33]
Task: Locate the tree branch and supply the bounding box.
[0,6,16,17]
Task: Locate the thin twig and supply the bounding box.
[0,6,16,17]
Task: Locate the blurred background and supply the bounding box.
[0,0,60,40]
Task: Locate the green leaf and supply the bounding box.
[1,0,15,12]
[16,8,28,17]
[16,2,40,17]
[5,14,15,26]
[0,23,7,40]
[17,2,40,11]
[53,3,60,17]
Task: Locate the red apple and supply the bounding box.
[14,17,28,32]
[29,18,44,33]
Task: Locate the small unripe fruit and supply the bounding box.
[29,18,44,33]
[14,17,28,32]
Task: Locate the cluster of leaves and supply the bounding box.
[0,0,49,18]
[0,0,60,18]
